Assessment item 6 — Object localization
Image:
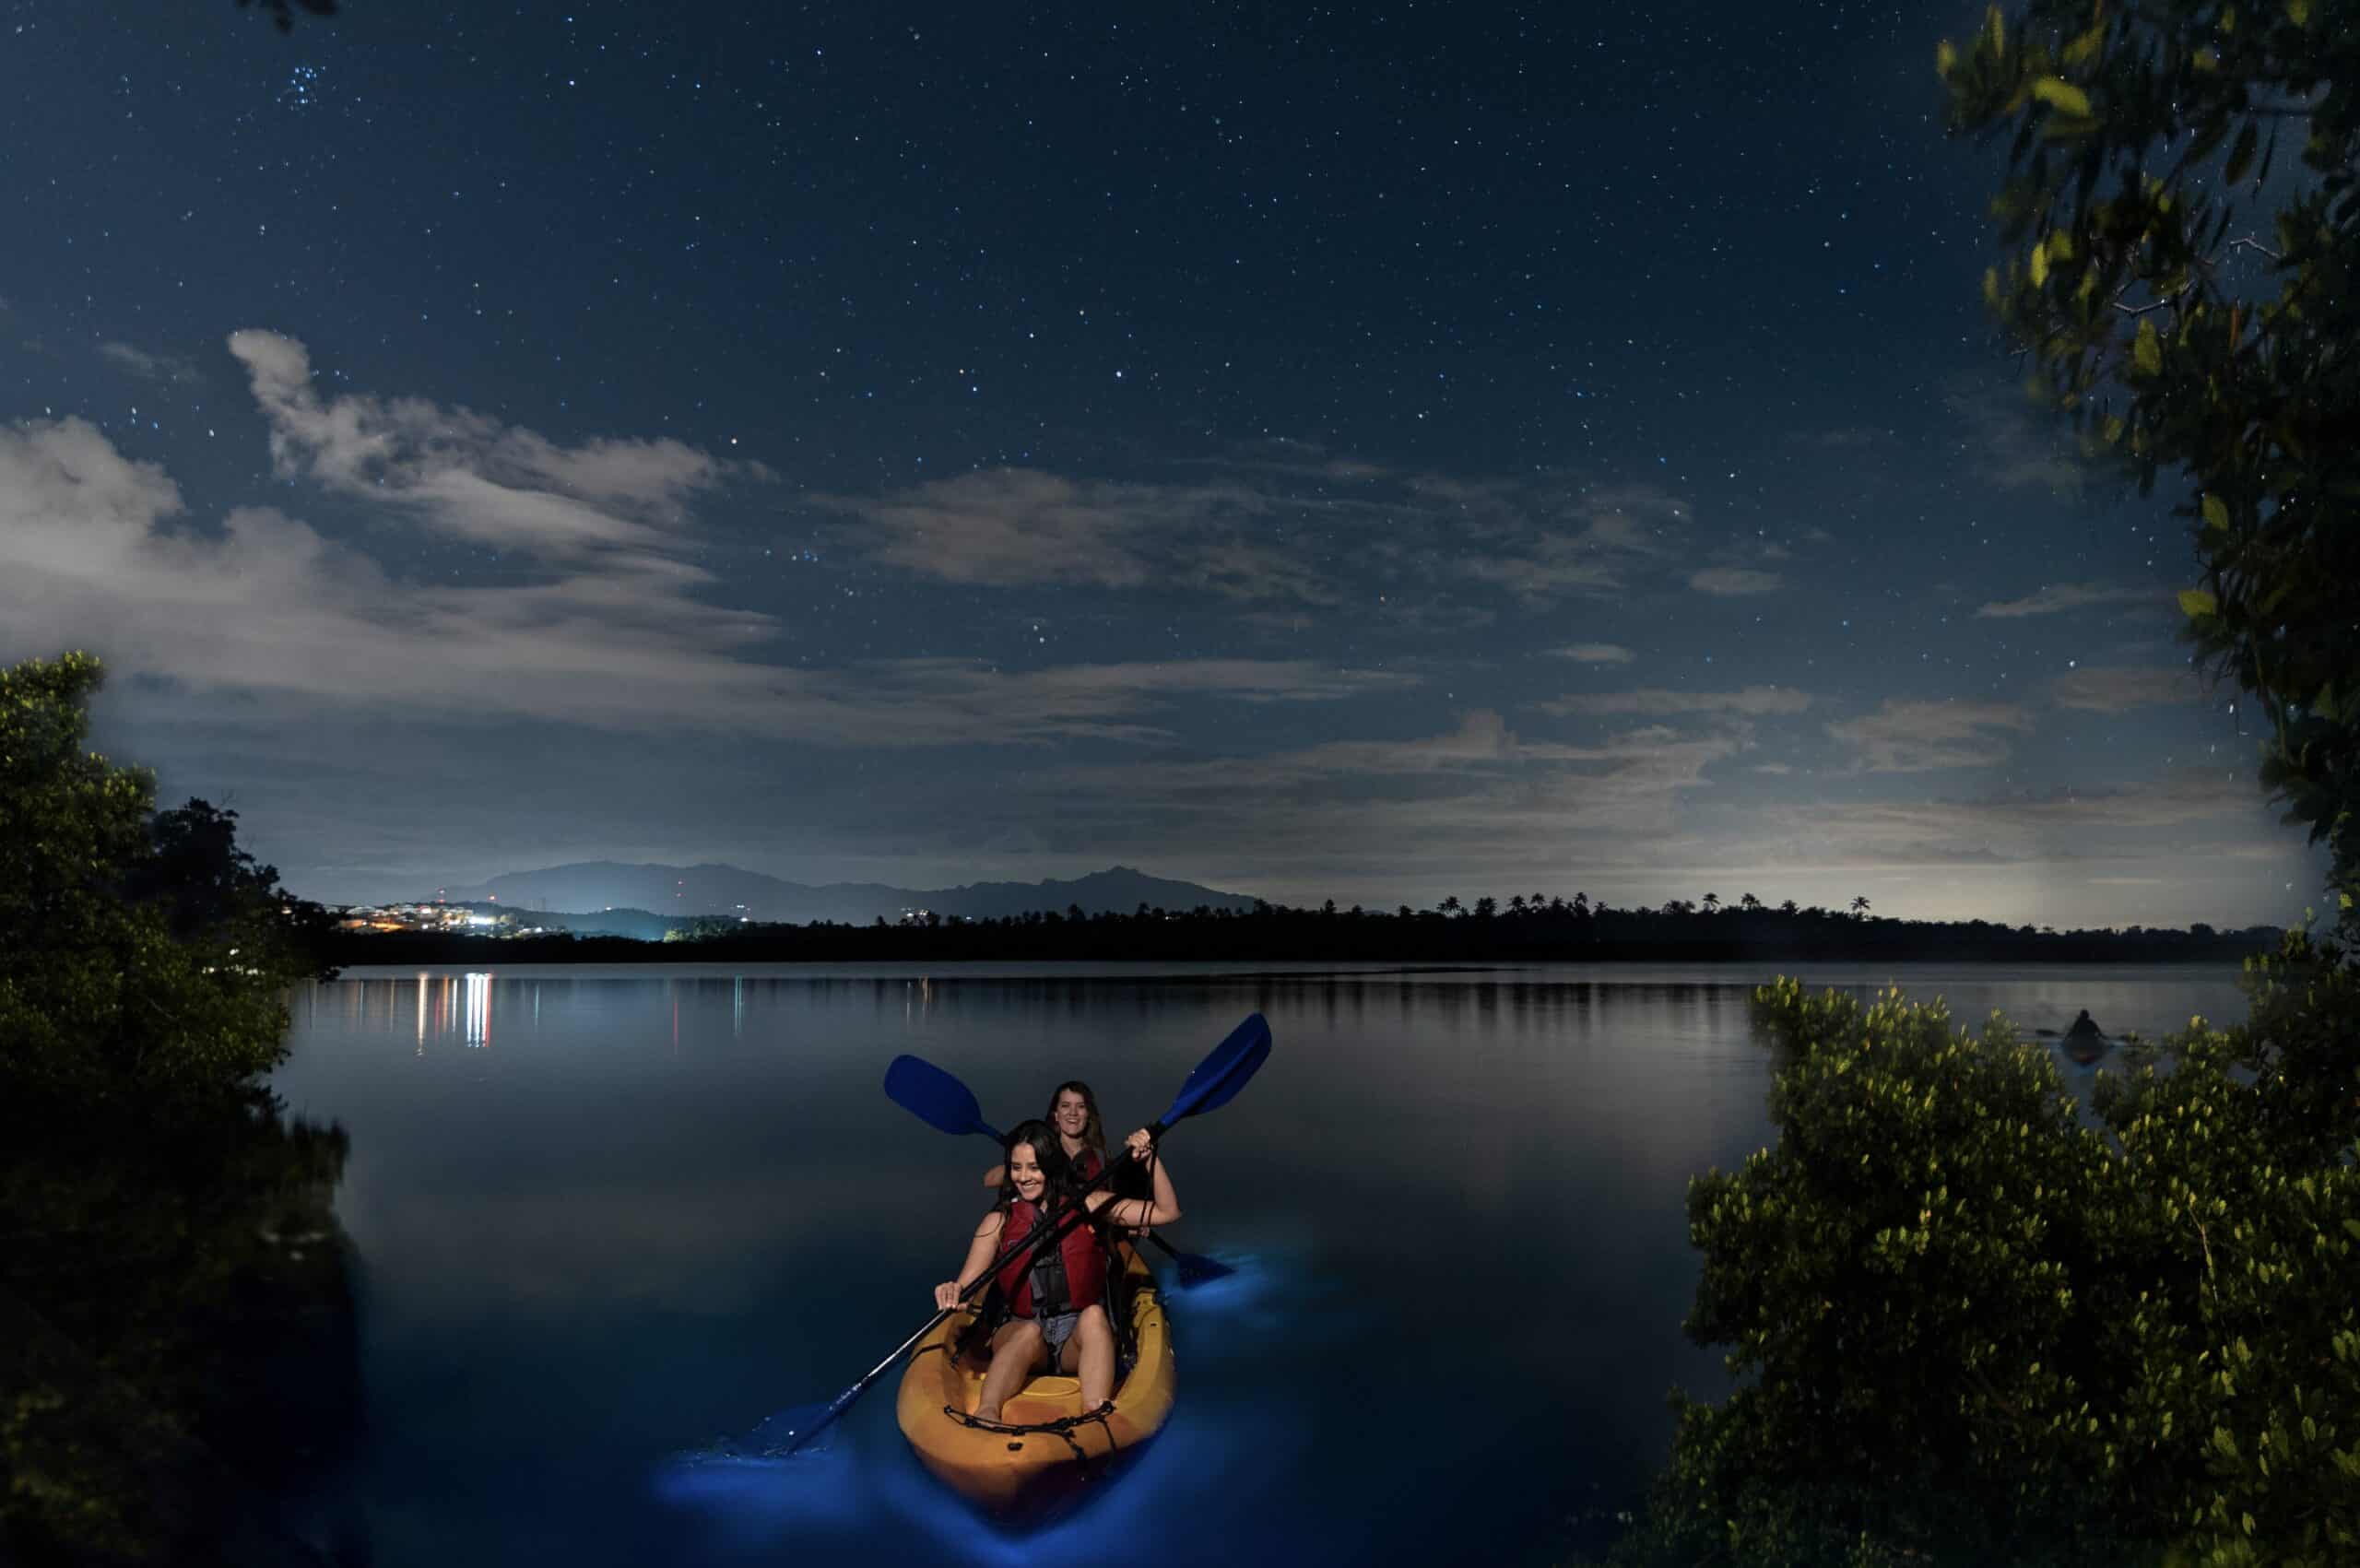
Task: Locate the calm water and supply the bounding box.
[269,961,2251,1567]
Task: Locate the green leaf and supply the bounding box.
[2040,113,2102,141]
[2202,494,2230,531]
[2031,77,2092,116]
[2134,319,2164,373]
[2179,588,2219,619]
[2225,122,2259,185]
[2031,242,2050,286]
[2288,0,2313,25]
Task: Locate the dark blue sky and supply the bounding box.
[0,1,2327,922]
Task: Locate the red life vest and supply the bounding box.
[994,1197,1106,1318]
[1072,1141,1151,1203]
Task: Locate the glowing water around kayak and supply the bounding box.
[272,961,2247,1566]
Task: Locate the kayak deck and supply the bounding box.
[894,1244,1174,1514]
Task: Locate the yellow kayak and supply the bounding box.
[893,1243,1174,1514]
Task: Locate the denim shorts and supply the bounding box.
[1037,1309,1081,1362]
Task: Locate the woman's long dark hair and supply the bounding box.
[1044,1080,1106,1156]
[995,1118,1076,1212]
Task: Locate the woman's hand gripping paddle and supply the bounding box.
[882,1052,1238,1286]
[779,1013,1271,1456]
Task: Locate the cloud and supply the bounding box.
[230,329,733,561]
[0,415,779,731]
[1540,686,1811,718]
[1976,582,2161,619]
[1550,643,1635,664]
[1945,378,2087,491]
[1757,769,2267,869]
[1806,427,1890,449]
[828,465,1701,610]
[2,339,1409,749]
[1036,709,1754,887]
[2048,664,2202,713]
[1688,566,1782,596]
[817,658,1418,746]
[1446,482,1688,602]
[98,341,198,383]
[824,467,1267,594]
[1825,699,2034,772]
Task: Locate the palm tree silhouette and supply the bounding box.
[1438,895,1462,917]
[1850,895,1872,919]
[1702,892,1722,914]
[1740,892,1763,913]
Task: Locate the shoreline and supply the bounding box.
[317,929,2281,971]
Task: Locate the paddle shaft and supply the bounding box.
[1129,1225,1181,1264]
[781,1120,1162,1455]
[985,1146,1198,1272]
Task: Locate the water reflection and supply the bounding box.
[269,961,2251,1568]
[0,1101,364,1563]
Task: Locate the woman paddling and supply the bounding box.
[1047,1079,1162,1201]
[986,1080,1165,1214]
[931,1118,1180,1424]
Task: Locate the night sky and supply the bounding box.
[0,1,2330,925]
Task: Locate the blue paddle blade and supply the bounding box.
[882,1054,997,1139]
[1159,1013,1272,1125]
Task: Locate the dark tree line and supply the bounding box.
[328,893,2282,967]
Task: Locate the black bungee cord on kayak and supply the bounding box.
[938,1398,1122,1464]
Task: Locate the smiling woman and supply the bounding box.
[926,1118,1180,1426]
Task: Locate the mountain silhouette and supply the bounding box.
[425,863,1259,925]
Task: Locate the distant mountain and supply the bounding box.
[426,863,1261,925]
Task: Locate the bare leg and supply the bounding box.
[1056,1304,1116,1409]
[974,1318,1044,1423]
